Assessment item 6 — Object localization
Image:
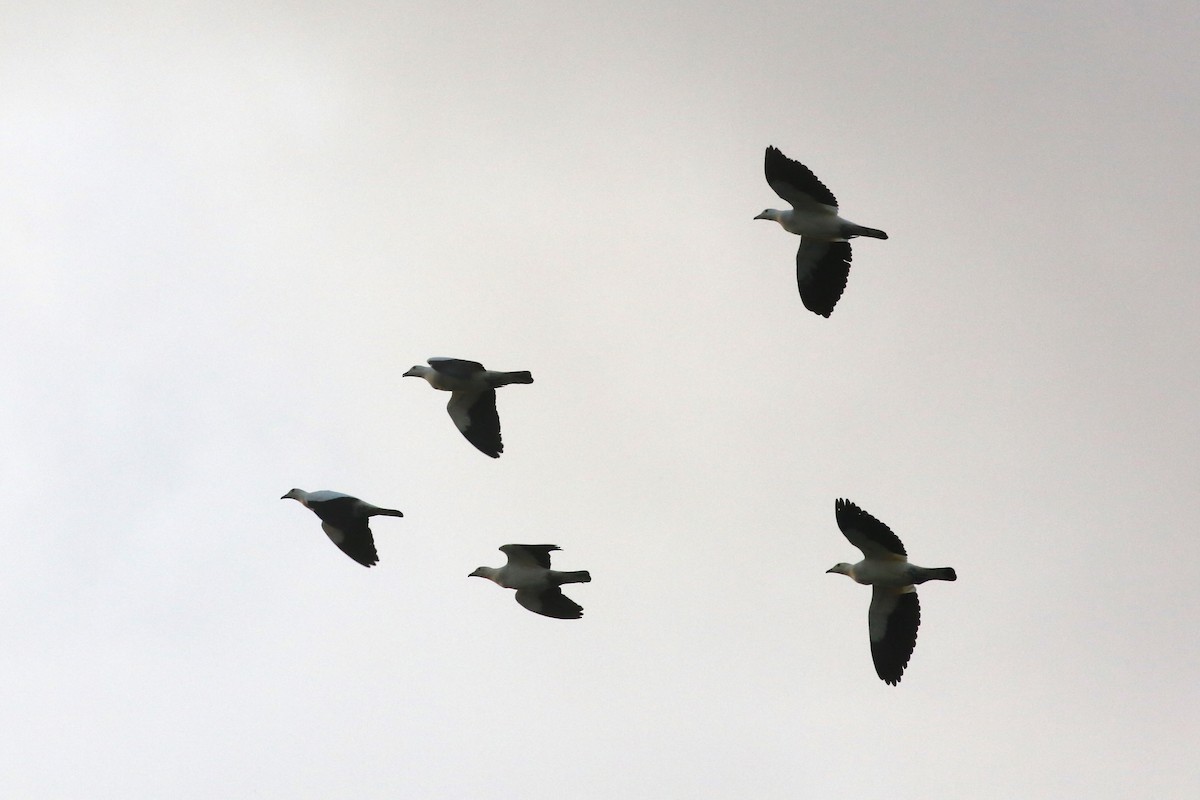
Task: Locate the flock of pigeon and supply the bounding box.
[281,147,956,685]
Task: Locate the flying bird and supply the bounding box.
[403,357,533,458]
[755,146,887,316]
[281,488,403,567]
[827,499,956,684]
[469,544,591,619]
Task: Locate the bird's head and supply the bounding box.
[826,562,855,578]
[402,365,424,378]
[281,488,305,502]
[469,567,497,582]
[754,209,779,222]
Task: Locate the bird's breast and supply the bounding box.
[782,211,844,239]
[851,559,912,587]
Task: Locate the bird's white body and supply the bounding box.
[403,357,533,458]
[829,558,954,589]
[470,544,591,619]
[296,489,352,505]
[833,558,916,587]
[756,207,868,241]
[281,487,403,567]
[755,146,887,317]
[405,363,509,393]
[472,562,551,592]
[827,499,956,685]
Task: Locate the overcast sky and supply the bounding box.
[3,1,1198,797]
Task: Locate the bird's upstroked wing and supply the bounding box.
[501,544,559,570]
[835,498,908,560]
[764,146,839,212]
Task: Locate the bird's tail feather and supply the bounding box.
[554,570,591,585]
[924,567,956,582]
[850,225,888,240]
[369,507,404,518]
[499,370,534,385]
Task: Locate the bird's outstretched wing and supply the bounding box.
[868,587,920,685]
[835,498,908,560]
[796,239,852,317]
[764,146,838,211]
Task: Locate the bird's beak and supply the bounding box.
[825,567,836,573]
[753,211,769,220]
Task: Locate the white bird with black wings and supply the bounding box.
[470,544,592,619]
[281,488,403,567]
[827,499,956,685]
[403,357,533,458]
[755,146,887,317]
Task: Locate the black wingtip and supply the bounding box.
[345,550,379,568]
[465,434,502,458]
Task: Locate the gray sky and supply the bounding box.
[3,1,1198,797]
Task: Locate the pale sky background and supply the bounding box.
[2,1,1198,797]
